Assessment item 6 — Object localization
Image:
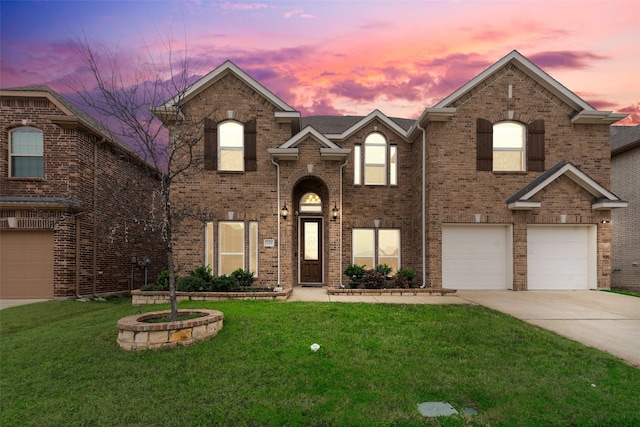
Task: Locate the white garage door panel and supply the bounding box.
[527,226,594,290]
[442,226,511,290]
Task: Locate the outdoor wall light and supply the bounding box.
[374,219,381,228]
[601,219,611,224]
[281,204,289,220]
[332,204,339,221]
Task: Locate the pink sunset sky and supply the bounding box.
[1,0,639,125]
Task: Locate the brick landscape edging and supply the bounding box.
[117,309,224,351]
[131,288,292,305]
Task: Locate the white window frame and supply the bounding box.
[218,221,245,275]
[352,228,401,273]
[249,221,258,277]
[218,121,244,171]
[364,132,387,185]
[9,127,44,178]
[493,121,525,172]
[389,145,397,186]
[353,144,362,185]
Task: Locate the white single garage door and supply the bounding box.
[527,225,596,290]
[0,231,54,298]
[442,225,512,290]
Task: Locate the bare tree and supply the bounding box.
[69,39,217,320]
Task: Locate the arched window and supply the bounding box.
[218,121,244,171]
[299,192,322,213]
[364,132,387,185]
[10,127,44,178]
[493,121,525,171]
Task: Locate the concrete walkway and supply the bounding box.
[289,287,640,368]
[0,299,49,310]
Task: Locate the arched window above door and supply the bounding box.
[299,192,322,213]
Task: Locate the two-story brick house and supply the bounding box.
[155,50,627,291]
[1,87,165,299]
[610,125,640,291]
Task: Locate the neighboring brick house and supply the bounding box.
[154,50,627,291]
[610,125,640,291]
[0,87,165,299]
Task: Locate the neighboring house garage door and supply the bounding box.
[0,231,54,298]
[442,225,512,290]
[527,225,596,290]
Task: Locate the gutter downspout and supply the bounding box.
[417,123,427,288]
[339,159,348,288]
[270,158,281,286]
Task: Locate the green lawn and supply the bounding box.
[1,297,639,426]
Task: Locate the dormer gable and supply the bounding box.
[507,161,628,211]
[268,126,351,161]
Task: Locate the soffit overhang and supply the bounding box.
[506,161,628,211]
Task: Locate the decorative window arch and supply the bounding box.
[300,192,322,213]
[364,132,387,185]
[9,127,44,178]
[493,121,525,171]
[218,121,244,171]
[476,118,545,172]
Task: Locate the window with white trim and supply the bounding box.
[364,132,387,185]
[493,121,525,171]
[9,127,44,178]
[352,228,401,273]
[219,221,244,275]
[218,121,244,171]
[353,144,362,185]
[249,221,258,277]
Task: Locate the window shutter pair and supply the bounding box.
[475,118,545,171]
[203,118,257,171]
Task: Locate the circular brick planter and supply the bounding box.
[117,309,224,351]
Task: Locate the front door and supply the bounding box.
[300,218,322,284]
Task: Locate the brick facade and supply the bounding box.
[160,52,626,291]
[1,88,165,298]
[611,126,640,291]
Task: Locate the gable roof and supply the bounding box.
[0,86,146,163]
[611,125,640,155]
[432,50,626,125]
[319,110,412,142]
[506,161,627,210]
[156,60,297,113]
[268,125,351,161]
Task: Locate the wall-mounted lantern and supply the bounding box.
[281,204,289,220]
[332,204,339,221]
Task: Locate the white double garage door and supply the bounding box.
[442,225,597,290]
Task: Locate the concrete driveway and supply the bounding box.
[456,290,640,368]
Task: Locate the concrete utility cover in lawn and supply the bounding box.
[417,402,459,417]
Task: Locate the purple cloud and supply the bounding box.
[528,51,608,69]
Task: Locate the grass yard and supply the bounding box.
[1,297,639,426]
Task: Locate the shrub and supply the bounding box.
[190,265,213,284]
[177,275,207,292]
[212,274,240,292]
[231,268,255,288]
[141,270,170,291]
[375,264,393,277]
[344,264,366,288]
[361,269,386,289]
[396,267,416,288]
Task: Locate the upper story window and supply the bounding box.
[218,121,244,171]
[355,132,397,186]
[493,122,525,171]
[300,192,322,213]
[204,118,257,172]
[476,118,545,172]
[9,127,44,178]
